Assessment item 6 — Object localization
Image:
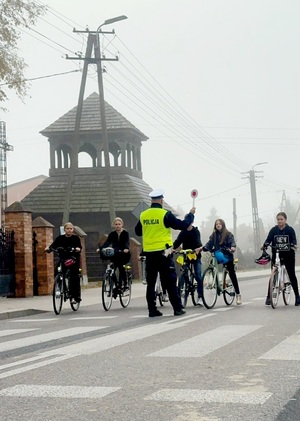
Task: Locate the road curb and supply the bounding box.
[0,309,48,321]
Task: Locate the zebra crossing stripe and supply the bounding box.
[259,330,300,360]
[149,325,262,358]
[0,326,106,353]
[0,384,120,398]
[145,388,272,404]
[9,319,57,322]
[0,329,38,337]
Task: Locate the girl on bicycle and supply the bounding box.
[198,218,242,305]
[99,217,131,290]
[262,212,300,306]
[45,222,82,303]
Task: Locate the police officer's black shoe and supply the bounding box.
[174,309,186,316]
[295,296,300,306]
[149,309,163,317]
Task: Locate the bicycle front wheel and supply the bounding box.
[283,282,291,305]
[52,274,63,315]
[155,278,164,306]
[269,271,279,309]
[102,274,113,311]
[179,273,189,307]
[222,269,235,306]
[190,275,198,306]
[202,268,217,309]
[120,275,132,308]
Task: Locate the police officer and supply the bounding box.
[135,189,196,317]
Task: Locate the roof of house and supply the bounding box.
[40,92,148,140]
[20,173,174,213]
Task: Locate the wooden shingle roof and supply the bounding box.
[21,174,173,213]
[40,92,148,140]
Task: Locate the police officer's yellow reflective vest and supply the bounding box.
[140,207,173,252]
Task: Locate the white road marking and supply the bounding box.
[259,330,300,360]
[146,388,272,404]
[212,307,233,312]
[69,316,117,320]
[149,325,262,357]
[0,329,38,337]
[0,314,216,378]
[0,384,120,398]
[0,354,60,371]
[9,319,57,322]
[0,326,106,353]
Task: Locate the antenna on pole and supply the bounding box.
[0,122,13,226]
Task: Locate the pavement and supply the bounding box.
[0,267,279,320]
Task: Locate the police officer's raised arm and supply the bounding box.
[164,207,195,230]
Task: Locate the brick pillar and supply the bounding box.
[4,202,33,297]
[32,216,54,296]
[130,238,142,280]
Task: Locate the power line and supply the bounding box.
[0,69,80,87]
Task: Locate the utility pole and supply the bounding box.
[280,189,286,211]
[62,15,127,225]
[242,162,267,257]
[233,197,237,258]
[0,122,13,226]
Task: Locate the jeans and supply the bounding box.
[192,258,202,298]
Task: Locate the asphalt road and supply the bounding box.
[1,276,300,421]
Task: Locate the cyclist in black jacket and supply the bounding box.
[45,222,82,303]
[99,217,131,290]
[262,212,300,306]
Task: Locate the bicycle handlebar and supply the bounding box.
[46,246,78,254]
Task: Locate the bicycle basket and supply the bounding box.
[64,258,76,267]
[255,251,271,265]
[100,247,115,259]
[214,250,229,264]
[176,255,184,266]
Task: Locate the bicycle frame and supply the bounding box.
[269,249,291,308]
[101,260,132,311]
[51,248,81,315]
[202,252,235,309]
[176,250,199,307]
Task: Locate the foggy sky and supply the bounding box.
[2,0,300,229]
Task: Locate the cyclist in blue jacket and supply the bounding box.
[199,218,242,305]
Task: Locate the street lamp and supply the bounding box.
[252,161,268,171]
[99,15,128,29]
[95,15,127,225]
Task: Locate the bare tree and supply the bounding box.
[0,0,46,108]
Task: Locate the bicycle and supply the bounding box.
[139,255,166,306]
[100,248,132,311]
[267,247,292,308]
[48,247,81,315]
[201,249,236,309]
[176,249,199,307]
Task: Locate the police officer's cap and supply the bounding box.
[149,189,164,199]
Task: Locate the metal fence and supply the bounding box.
[0,228,15,296]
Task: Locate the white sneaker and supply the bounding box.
[162,294,169,302]
[197,297,204,306]
[142,280,147,285]
[236,294,242,305]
